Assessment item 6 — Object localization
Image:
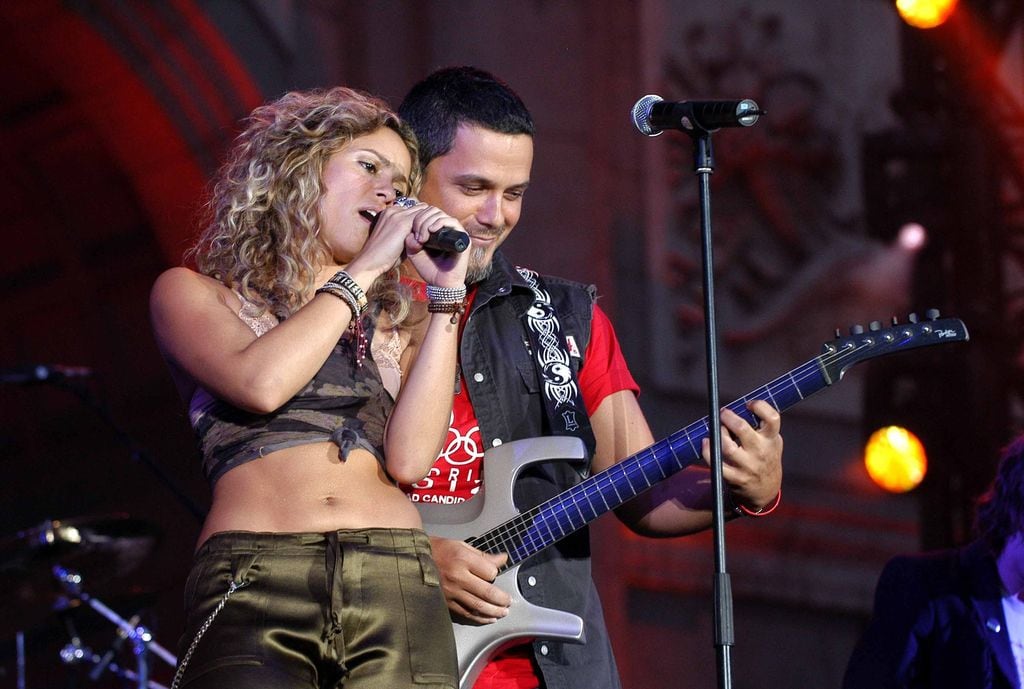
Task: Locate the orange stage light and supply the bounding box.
[864,425,928,493]
[895,0,959,29]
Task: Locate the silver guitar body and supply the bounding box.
[416,436,589,689]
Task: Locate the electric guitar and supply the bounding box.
[417,313,969,689]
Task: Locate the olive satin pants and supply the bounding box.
[173,528,457,689]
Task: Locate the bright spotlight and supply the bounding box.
[897,222,928,251]
[864,425,928,493]
[895,0,959,29]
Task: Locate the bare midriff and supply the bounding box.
[196,441,421,550]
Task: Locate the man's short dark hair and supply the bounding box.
[975,435,1024,555]
[398,66,535,169]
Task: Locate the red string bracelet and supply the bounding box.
[737,489,782,518]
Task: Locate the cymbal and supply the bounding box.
[0,514,162,632]
[0,514,161,580]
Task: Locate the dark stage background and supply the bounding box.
[2,2,1023,688]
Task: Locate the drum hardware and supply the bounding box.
[15,631,25,689]
[53,565,176,689]
[0,515,162,582]
[1,515,172,689]
[88,612,143,681]
[4,360,204,685]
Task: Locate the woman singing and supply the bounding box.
[150,87,466,689]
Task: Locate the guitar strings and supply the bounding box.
[469,339,870,564]
[469,328,930,567]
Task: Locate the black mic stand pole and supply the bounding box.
[54,377,208,523]
[687,127,734,689]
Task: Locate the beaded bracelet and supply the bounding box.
[425,284,468,324]
[427,299,467,324]
[315,283,354,310]
[324,270,367,315]
[315,281,368,366]
[735,489,782,518]
[425,284,467,304]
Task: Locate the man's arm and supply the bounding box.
[426,391,784,623]
[590,390,783,536]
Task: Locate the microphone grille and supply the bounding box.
[631,94,664,137]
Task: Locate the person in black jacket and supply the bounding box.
[843,435,1024,689]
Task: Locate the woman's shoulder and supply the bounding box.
[153,265,221,291]
[150,267,251,343]
[152,267,237,309]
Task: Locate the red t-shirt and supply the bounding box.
[402,285,639,688]
[404,294,638,504]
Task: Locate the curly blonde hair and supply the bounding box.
[189,86,421,321]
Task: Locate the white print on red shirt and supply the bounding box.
[405,408,483,503]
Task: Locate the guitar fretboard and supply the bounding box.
[459,317,967,571]
[467,356,830,568]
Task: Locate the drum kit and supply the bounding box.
[0,514,177,689]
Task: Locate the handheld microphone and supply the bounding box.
[422,227,470,253]
[0,364,93,384]
[631,95,764,136]
[394,197,470,253]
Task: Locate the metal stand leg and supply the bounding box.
[52,565,177,689]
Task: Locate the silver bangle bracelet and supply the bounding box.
[425,284,467,304]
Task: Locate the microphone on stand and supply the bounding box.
[0,364,93,384]
[631,95,764,136]
[632,91,764,689]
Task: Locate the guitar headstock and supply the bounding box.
[819,310,969,383]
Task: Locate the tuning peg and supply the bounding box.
[850,324,865,335]
[891,316,899,326]
[869,321,882,331]
[834,328,841,339]
[908,313,919,323]
[926,308,941,320]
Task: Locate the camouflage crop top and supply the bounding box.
[189,299,395,485]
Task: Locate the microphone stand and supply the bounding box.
[631,93,764,689]
[53,376,207,523]
[687,127,734,689]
